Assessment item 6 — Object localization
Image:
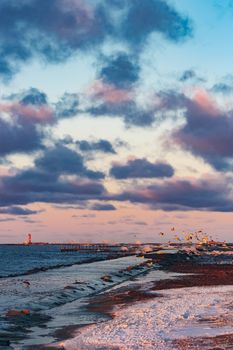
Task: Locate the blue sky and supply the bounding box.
[5,0,233,96]
[0,0,233,243]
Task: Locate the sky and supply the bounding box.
[0,0,233,244]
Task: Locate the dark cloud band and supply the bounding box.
[110,158,174,179]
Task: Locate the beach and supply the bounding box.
[53,250,233,350]
[2,245,233,349]
[62,284,233,350]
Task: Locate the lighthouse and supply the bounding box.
[27,233,32,245]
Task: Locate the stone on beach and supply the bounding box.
[101,275,113,282]
[5,309,30,317]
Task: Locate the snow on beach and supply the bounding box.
[63,285,233,350]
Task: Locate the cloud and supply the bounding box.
[0,117,44,156]
[133,221,148,226]
[77,139,116,154]
[55,93,79,118]
[99,52,140,89]
[86,52,148,126]
[211,83,233,94]
[110,158,174,179]
[0,0,111,80]
[0,143,107,208]
[211,75,233,94]
[0,0,192,80]
[89,203,117,211]
[87,71,158,126]
[1,150,232,213]
[35,144,105,179]
[0,218,16,222]
[0,206,40,216]
[60,135,74,145]
[88,97,156,127]
[155,89,233,171]
[0,88,56,156]
[114,176,233,212]
[72,214,96,218]
[21,218,41,224]
[35,145,83,174]
[0,171,106,208]
[2,103,54,125]
[19,88,48,106]
[88,80,132,104]
[173,90,233,170]
[115,0,192,47]
[179,69,196,82]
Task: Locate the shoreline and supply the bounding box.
[48,261,233,350]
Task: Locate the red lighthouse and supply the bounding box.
[28,233,32,245]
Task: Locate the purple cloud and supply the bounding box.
[0,206,40,216]
[110,158,174,179]
[99,52,140,89]
[90,203,117,211]
[156,89,233,171]
[77,139,116,154]
[114,176,233,212]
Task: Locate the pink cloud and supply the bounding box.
[88,80,133,104]
[0,102,54,124]
[192,88,219,117]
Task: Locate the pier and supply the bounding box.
[60,243,145,254]
[61,243,115,252]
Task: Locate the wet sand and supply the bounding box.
[172,333,233,350]
[43,261,233,349]
[85,262,233,320]
[154,262,233,289]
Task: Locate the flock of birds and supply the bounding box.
[158,227,217,245]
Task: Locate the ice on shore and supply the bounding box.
[64,285,233,350]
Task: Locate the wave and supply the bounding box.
[0,254,114,279]
[0,257,156,348]
[22,260,156,312]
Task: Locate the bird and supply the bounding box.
[22,280,30,287]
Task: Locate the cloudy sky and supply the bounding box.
[0,0,233,244]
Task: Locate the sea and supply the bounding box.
[0,244,154,349]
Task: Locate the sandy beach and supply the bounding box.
[54,261,233,350]
[2,247,233,349]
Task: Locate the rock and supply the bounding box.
[126,266,133,271]
[6,310,21,317]
[5,309,30,317]
[64,285,75,290]
[101,275,113,282]
[21,309,30,315]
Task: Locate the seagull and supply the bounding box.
[23,280,30,287]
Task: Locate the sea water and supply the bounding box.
[0,244,106,278]
[0,244,153,348]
